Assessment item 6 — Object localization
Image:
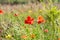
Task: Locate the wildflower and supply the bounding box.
[14,13,18,16]
[39,10,42,13]
[44,29,48,33]
[25,16,34,24]
[37,16,45,24]
[30,34,35,38]
[6,34,12,38]
[28,10,32,13]
[58,38,60,40]
[0,9,3,14]
[21,35,27,39]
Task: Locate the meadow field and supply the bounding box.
[0,0,60,40]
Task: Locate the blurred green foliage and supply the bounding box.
[0,0,60,4]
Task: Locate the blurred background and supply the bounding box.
[0,0,60,4]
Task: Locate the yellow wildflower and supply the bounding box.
[6,34,12,38]
[28,10,32,13]
[39,10,43,13]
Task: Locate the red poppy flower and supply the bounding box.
[14,13,18,16]
[0,9,3,14]
[25,16,34,24]
[44,29,48,33]
[37,16,45,24]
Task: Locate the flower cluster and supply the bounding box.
[25,16,45,24]
[21,34,35,39]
